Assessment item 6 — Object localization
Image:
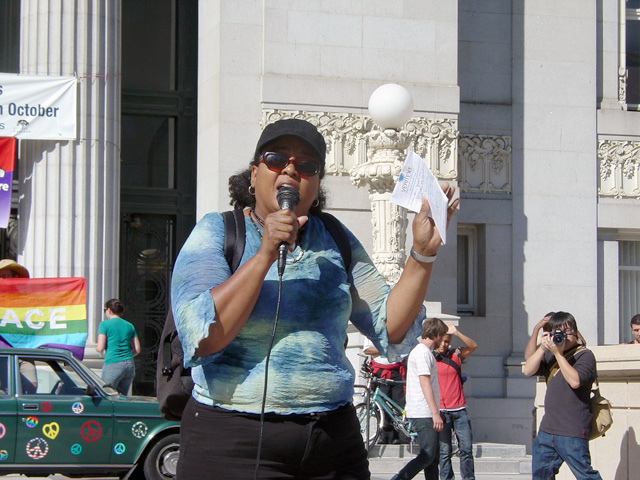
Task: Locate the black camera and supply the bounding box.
[551,329,566,345]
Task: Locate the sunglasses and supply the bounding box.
[260,152,321,178]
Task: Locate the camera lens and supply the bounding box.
[552,329,566,345]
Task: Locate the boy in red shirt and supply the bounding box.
[435,325,477,480]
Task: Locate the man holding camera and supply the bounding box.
[523,311,602,479]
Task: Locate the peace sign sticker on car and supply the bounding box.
[80,421,102,442]
[43,422,59,439]
[26,438,49,460]
[131,421,148,438]
[23,417,38,428]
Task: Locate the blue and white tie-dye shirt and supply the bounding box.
[171,212,424,414]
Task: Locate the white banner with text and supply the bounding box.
[0,73,77,140]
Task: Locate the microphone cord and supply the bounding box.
[253,272,283,480]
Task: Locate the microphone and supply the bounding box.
[276,185,300,276]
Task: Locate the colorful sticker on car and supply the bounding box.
[80,421,102,442]
[23,417,38,428]
[131,421,148,438]
[26,438,49,460]
[113,443,126,455]
[42,422,59,439]
[71,402,84,414]
[40,401,52,412]
[0,423,5,439]
[70,443,82,455]
[0,450,7,461]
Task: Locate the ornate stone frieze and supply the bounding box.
[598,138,640,198]
[262,110,372,176]
[458,135,512,194]
[405,118,458,180]
[619,68,627,106]
[261,109,458,180]
[350,129,411,193]
[262,108,458,283]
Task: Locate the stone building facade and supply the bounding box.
[2,0,640,449]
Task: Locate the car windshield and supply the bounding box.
[80,362,119,395]
[85,368,120,395]
[17,354,119,396]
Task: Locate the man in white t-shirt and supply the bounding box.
[392,317,449,480]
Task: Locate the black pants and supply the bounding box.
[372,366,406,441]
[177,397,370,479]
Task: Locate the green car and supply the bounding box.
[0,347,180,479]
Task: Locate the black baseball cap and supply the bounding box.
[255,119,326,163]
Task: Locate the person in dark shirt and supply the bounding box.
[523,311,602,480]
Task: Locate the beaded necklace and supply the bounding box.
[249,209,305,264]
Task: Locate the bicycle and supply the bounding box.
[354,358,417,451]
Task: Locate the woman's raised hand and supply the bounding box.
[411,182,459,257]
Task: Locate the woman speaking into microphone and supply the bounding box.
[171,118,459,479]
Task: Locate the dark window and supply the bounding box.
[627,17,640,104]
[122,0,175,91]
[0,357,9,395]
[120,0,197,396]
[0,0,20,73]
[121,116,174,188]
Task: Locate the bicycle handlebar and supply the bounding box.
[370,376,406,386]
[360,364,406,386]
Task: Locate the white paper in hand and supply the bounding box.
[390,151,448,244]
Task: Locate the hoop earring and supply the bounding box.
[248,186,256,196]
[312,198,319,207]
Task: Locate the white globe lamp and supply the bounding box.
[368,83,414,130]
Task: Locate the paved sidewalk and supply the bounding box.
[372,475,531,480]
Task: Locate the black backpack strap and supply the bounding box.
[161,310,175,376]
[435,351,462,379]
[318,212,351,271]
[222,209,246,273]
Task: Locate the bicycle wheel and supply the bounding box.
[355,402,382,445]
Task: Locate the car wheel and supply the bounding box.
[143,432,180,480]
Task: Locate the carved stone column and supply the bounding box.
[18,0,121,353]
[350,128,410,284]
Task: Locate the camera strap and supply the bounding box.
[545,345,586,383]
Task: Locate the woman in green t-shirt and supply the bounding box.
[96,299,141,395]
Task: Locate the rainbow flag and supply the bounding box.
[0,277,88,359]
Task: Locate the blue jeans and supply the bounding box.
[393,417,439,480]
[532,430,602,479]
[439,409,474,480]
[101,358,135,395]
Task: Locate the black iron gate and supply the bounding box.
[119,213,175,396]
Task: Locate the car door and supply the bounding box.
[0,355,17,463]
[14,355,114,465]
